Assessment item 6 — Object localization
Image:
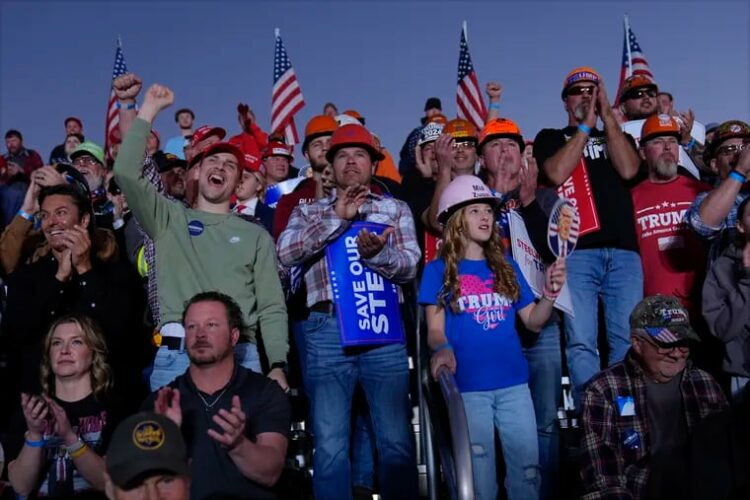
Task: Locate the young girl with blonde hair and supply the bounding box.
[418,175,566,500]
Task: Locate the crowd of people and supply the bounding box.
[0,64,749,500]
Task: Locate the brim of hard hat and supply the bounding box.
[478,133,525,151]
[325,143,385,163]
[640,130,681,144]
[437,196,500,226]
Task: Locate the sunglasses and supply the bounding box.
[623,88,657,100]
[637,334,690,353]
[716,142,750,157]
[566,85,596,97]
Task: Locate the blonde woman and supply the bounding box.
[8,314,121,498]
[418,176,566,500]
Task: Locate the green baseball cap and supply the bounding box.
[630,295,700,345]
[70,141,105,166]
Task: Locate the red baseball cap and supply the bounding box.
[262,141,294,160]
[190,125,226,149]
[202,142,245,171]
[243,153,261,172]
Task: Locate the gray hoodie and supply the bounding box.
[703,242,750,377]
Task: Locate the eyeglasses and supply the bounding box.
[623,88,657,100]
[452,140,476,150]
[637,334,689,354]
[716,142,750,157]
[73,156,100,167]
[566,85,596,96]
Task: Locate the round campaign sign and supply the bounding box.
[188,220,205,237]
[547,199,580,258]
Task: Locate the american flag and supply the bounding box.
[271,29,305,145]
[456,23,487,132]
[104,40,128,160]
[614,16,655,105]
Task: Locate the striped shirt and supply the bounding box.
[276,191,420,308]
[685,189,749,263]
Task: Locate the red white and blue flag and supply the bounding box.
[271,29,305,145]
[614,16,655,105]
[456,23,487,131]
[105,39,128,160]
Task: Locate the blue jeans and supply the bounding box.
[564,248,643,407]
[304,311,417,500]
[462,384,540,500]
[522,318,561,500]
[149,342,261,391]
[294,318,376,490]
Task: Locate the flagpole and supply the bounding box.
[623,14,633,78]
[274,27,280,38]
[462,20,468,40]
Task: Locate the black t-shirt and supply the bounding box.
[142,366,291,500]
[7,394,120,498]
[533,126,639,251]
[644,373,689,498]
[400,169,437,255]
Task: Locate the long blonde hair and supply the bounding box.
[40,314,112,399]
[438,205,520,312]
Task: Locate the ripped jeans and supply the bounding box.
[462,384,540,500]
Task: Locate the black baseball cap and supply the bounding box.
[106,412,190,489]
[154,151,188,174]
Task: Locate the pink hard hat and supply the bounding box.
[437,175,499,225]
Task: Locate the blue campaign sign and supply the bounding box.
[264,177,304,208]
[325,221,405,347]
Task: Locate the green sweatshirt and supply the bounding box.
[114,118,288,365]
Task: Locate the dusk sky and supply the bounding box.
[2,1,748,163]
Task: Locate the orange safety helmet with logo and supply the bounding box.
[478,118,525,152]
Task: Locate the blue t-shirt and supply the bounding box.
[418,257,535,392]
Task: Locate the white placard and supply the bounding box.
[508,210,574,317]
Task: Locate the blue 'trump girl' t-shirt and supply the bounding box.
[418,257,535,393]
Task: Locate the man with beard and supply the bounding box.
[4,129,43,177]
[580,296,726,500]
[631,115,711,320]
[144,292,290,500]
[686,120,750,263]
[114,82,289,393]
[272,115,338,238]
[618,75,659,121]
[534,67,643,407]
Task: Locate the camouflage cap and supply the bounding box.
[629,295,700,345]
[708,120,750,158]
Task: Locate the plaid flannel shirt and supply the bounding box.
[580,351,727,500]
[685,188,749,263]
[276,191,421,308]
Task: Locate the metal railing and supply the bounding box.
[416,309,474,500]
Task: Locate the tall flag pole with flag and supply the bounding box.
[456,21,487,131]
[271,28,305,145]
[105,37,128,160]
[614,15,655,105]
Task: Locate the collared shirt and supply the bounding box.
[580,351,727,500]
[276,190,421,307]
[685,188,749,263]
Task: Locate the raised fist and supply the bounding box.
[113,73,143,102]
[144,84,174,110]
[485,81,502,101]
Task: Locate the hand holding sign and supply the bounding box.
[548,199,580,261]
[545,258,567,295]
[357,227,394,259]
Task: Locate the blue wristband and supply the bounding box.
[577,124,591,135]
[432,343,453,353]
[729,170,746,184]
[17,209,33,221]
[115,102,136,110]
[25,437,45,448]
[489,102,501,111]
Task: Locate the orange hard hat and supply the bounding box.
[325,124,384,163]
[444,118,478,141]
[619,74,658,101]
[303,115,338,151]
[640,114,681,143]
[479,118,524,151]
[561,66,601,99]
[426,113,448,125]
